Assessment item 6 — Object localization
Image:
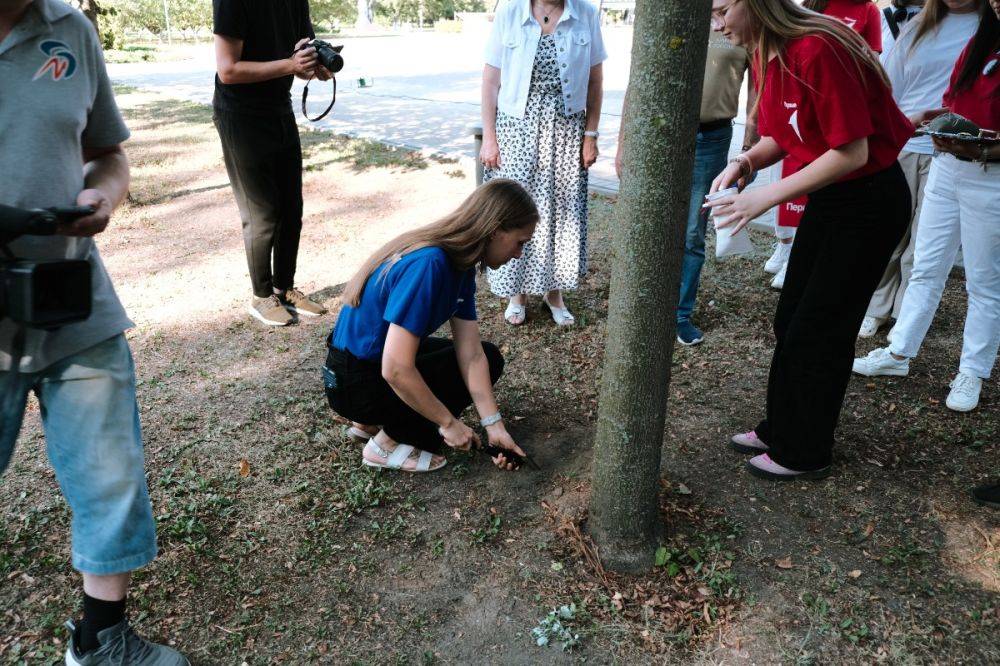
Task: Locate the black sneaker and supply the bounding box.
[66,619,189,665]
[972,483,1000,509]
[676,320,704,346]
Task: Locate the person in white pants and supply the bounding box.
[858,0,981,339]
[853,1,1000,412]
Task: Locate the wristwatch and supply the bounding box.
[583,130,599,138]
[480,412,503,427]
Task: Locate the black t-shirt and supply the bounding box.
[213,0,315,115]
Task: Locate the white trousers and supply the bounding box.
[889,154,1000,379]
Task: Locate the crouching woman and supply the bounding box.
[324,179,538,473]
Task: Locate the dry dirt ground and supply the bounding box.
[2,89,997,665]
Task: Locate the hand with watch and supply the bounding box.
[478,411,535,471]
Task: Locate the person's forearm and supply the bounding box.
[987,143,1000,160]
[742,136,785,172]
[385,365,456,428]
[83,149,129,210]
[481,81,500,142]
[764,142,866,208]
[218,58,295,85]
[458,350,500,420]
[585,74,603,133]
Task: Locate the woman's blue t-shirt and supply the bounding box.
[330,246,478,360]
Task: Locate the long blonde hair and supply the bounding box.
[744,0,890,114]
[910,0,982,51]
[341,178,538,307]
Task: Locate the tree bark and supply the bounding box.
[77,0,100,37]
[587,0,712,573]
[356,0,374,30]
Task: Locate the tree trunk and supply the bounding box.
[356,0,373,30]
[78,0,100,37]
[587,0,712,573]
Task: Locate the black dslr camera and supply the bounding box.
[294,39,345,122]
[0,204,93,329]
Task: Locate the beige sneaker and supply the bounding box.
[279,288,327,317]
[249,295,293,326]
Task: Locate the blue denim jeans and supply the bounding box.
[0,334,157,574]
[677,124,733,324]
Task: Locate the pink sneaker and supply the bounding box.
[730,430,768,454]
[746,454,831,481]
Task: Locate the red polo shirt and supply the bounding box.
[759,35,913,181]
[820,0,882,52]
[942,39,1000,132]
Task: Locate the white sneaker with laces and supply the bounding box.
[946,372,981,412]
[858,315,884,338]
[764,242,792,274]
[852,347,910,377]
[770,262,787,290]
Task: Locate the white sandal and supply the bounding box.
[543,296,574,327]
[504,300,527,326]
[347,426,374,443]
[362,440,445,473]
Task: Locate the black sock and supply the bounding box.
[79,593,126,653]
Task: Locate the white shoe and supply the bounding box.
[946,372,981,412]
[764,242,792,274]
[543,296,574,327]
[858,315,884,338]
[770,262,787,290]
[852,347,910,377]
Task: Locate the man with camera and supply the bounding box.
[0,1,187,664]
[213,0,331,326]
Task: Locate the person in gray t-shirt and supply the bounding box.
[0,1,187,663]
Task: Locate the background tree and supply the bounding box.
[587,0,712,573]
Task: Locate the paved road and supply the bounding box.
[109,28,773,225]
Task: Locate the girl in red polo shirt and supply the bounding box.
[707,0,913,480]
[768,0,883,291]
[854,1,1000,414]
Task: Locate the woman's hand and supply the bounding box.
[480,137,501,170]
[704,185,776,235]
[932,136,983,160]
[582,135,599,169]
[485,423,526,472]
[439,417,480,452]
[709,160,745,196]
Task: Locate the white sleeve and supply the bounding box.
[883,25,911,99]
[590,11,607,66]
[484,3,506,68]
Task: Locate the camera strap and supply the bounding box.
[301,75,337,122]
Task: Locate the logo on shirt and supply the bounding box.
[784,102,804,142]
[33,40,78,81]
[839,17,858,29]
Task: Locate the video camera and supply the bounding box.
[0,204,93,329]
[294,39,345,122]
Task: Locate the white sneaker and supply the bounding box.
[852,347,910,377]
[946,372,981,412]
[858,315,884,338]
[770,262,787,290]
[764,242,792,274]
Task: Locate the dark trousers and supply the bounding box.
[213,109,303,297]
[324,338,505,454]
[756,163,910,471]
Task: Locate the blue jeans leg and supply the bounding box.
[677,125,733,324]
[1,335,158,575]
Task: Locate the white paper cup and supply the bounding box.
[705,187,755,259]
